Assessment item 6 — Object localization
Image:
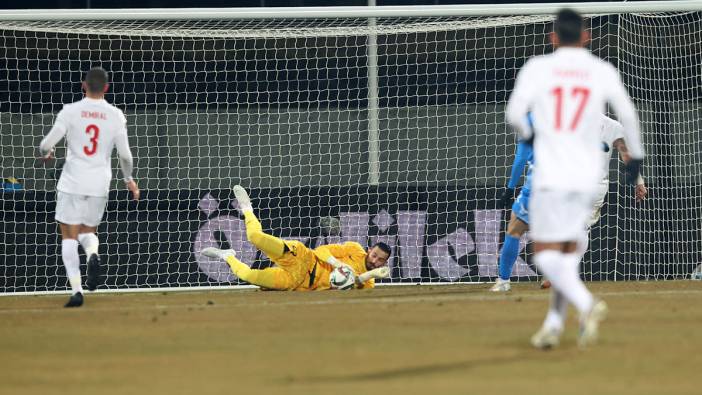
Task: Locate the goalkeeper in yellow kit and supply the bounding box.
[202,185,392,290]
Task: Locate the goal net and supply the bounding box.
[0,5,700,293]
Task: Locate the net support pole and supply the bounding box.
[367,0,380,186]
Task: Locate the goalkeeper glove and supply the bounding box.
[499,187,515,209]
[356,267,391,285]
[326,256,355,273]
[624,159,643,186]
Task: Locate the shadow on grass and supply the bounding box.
[279,351,561,384]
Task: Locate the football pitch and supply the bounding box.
[1,281,700,395]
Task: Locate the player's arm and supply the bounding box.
[38,109,68,160]
[604,66,645,184]
[317,243,376,290]
[114,126,140,201]
[506,59,538,141]
[355,267,390,289]
[314,242,356,270]
[500,138,533,208]
[613,138,648,202]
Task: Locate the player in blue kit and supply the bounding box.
[490,113,535,292]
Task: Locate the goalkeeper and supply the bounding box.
[202,185,392,290]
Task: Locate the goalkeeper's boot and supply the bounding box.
[578,299,608,349]
[201,247,237,262]
[232,185,253,212]
[86,254,102,291]
[489,278,511,292]
[64,292,84,308]
[530,326,561,350]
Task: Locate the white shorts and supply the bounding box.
[55,191,108,227]
[586,185,609,228]
[530,189,598,243]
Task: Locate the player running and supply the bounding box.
[39,67,140,307]
[202,185,391,290]
[505,9,644,349]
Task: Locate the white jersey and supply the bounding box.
[506,47,644,192]
[40,98,134,197]
[598,115,625,187]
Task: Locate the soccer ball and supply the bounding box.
[329,266,355,290]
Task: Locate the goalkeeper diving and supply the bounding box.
[202,185,392,290]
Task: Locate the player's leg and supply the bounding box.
[535,240,577,346]
[541,206,593,291]
[577,189,604,259]
[570,197,608,348]
[232,185,288,260]
[77,226,99,258]
[530,190,605,347]
[491,212,528,292]
[201,248,297,290]
[55,192,86,307]
[530,191,595,313]
[531,288,568,349]
[78,195,107,291]
[534,243,594,312]
[578,299,608,348]
[58,223,84,307]
[78,225,100,290]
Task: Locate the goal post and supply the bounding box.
[0,1,700,294]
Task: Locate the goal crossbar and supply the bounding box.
[0,1,700,21]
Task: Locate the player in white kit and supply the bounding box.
[588,115,648,229]
[39,67,140,307]
[506,9,645,348]
[492,114,648,292]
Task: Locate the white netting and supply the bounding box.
[613,11,702,280]
[0,16,555,38]
[0,10,699,293]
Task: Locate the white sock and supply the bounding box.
[78,233,99,257]
[62,239,83,294]
[535,250,594,317]
[563,252,594,317]
[543,289,568,332]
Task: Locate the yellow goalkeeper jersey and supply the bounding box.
[310,241,375,290]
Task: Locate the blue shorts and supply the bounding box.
[512,190,530,224]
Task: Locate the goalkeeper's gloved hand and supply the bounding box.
[499,187,515,209]
[356,266,391,285]
[624,159,643,185]
[327,257,356,274]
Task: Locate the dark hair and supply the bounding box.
[84,67,108,94]
[554,8,584,45]
[372,242,392,257]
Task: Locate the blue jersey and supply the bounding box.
[507,113,534,224]
[508,141,534,195]
[507,113,535,193]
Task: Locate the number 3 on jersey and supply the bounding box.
[551,86,590,132]
[84,124,100,156]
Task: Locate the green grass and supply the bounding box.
[1,281,700,395]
